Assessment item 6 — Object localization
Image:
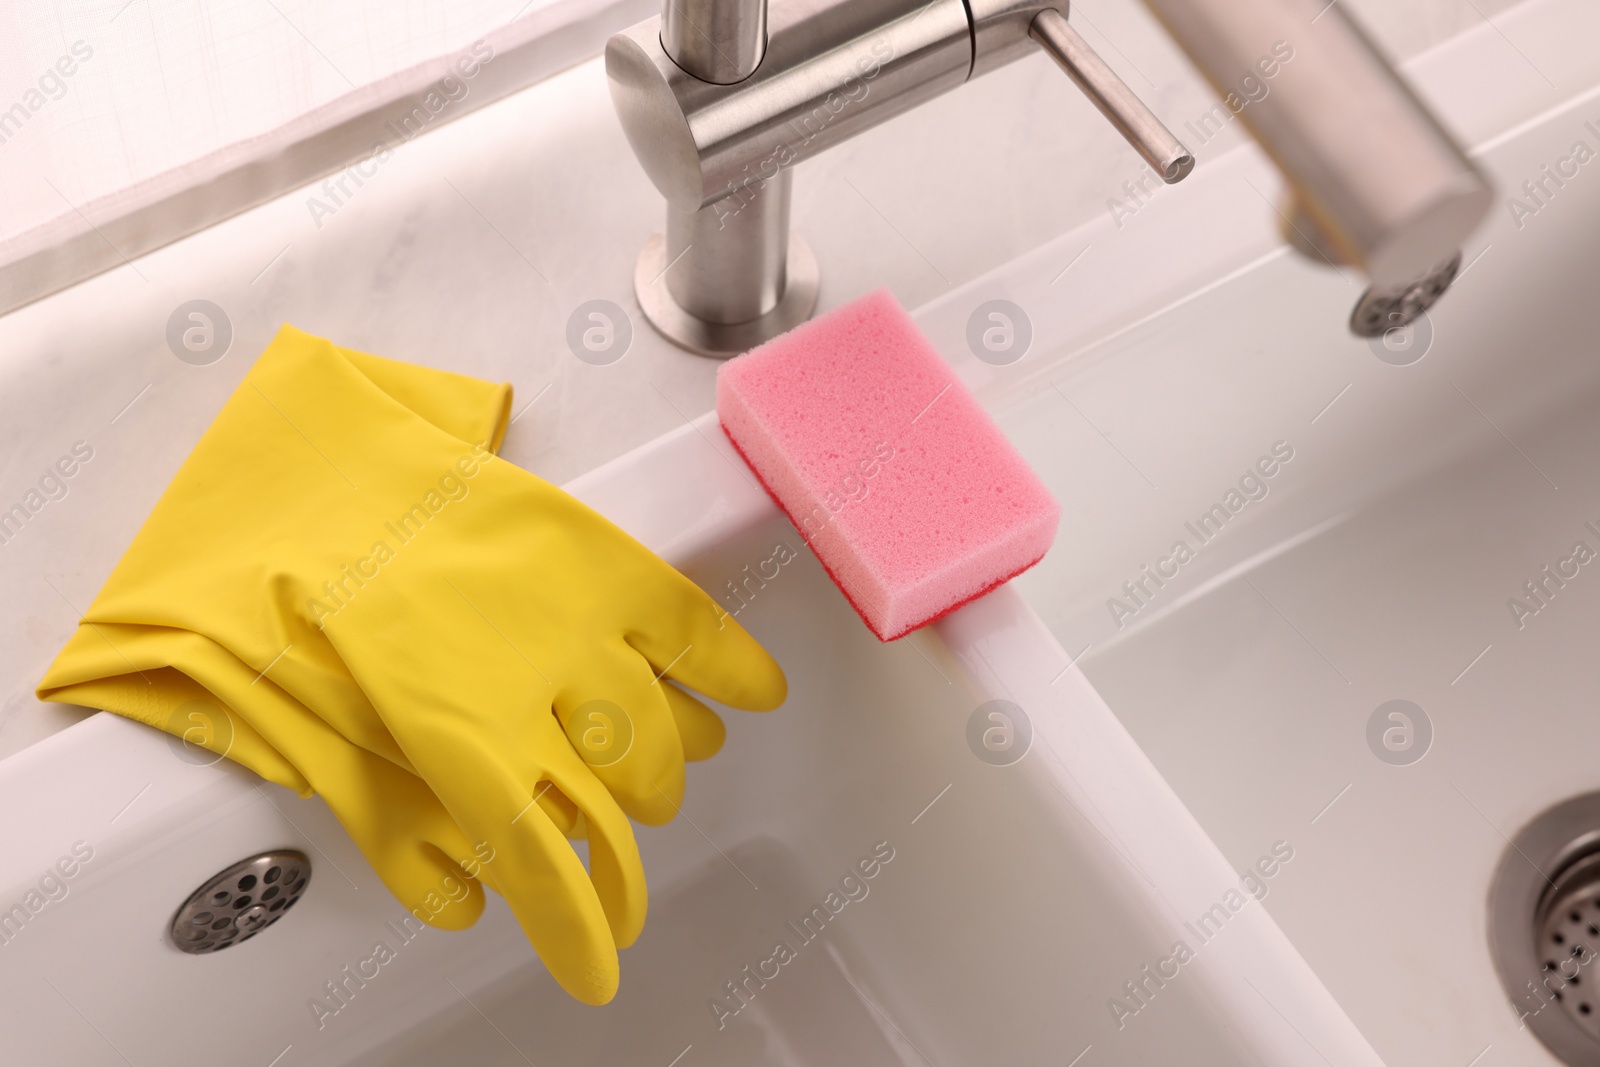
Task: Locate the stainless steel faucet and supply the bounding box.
[607,0,1491,356]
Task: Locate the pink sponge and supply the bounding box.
[717,289,1060,641]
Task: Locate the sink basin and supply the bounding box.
[2,0,1599,1063]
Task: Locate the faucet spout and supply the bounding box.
[1140,0,1493,328]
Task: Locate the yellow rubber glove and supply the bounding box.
[37,325,786,1005]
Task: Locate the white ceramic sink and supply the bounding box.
[3,0,1600,1063]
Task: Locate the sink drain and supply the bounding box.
[169,851,310,954]
[1538,851,1600,1034]
[1490,793,1600,1064]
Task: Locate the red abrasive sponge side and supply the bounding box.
[716,288,1060,641]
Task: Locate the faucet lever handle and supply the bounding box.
[1029,8,1193,184]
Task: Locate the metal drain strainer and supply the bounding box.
[1537,853,1600,1038]
[169,851,310,954]
[1491,793,1600,1065]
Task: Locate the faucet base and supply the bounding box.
[633,231,819,359]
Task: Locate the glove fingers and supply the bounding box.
[280,724,490,932]
[532,734,650,950]
[531,779,583,838]
[662,682,726,762]
[476,800,622,1005]
[622,578,787,712]
[399,710,647,1000]
[433,748,631,1006]
[406,843,488,931]
[554,646,685,826]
